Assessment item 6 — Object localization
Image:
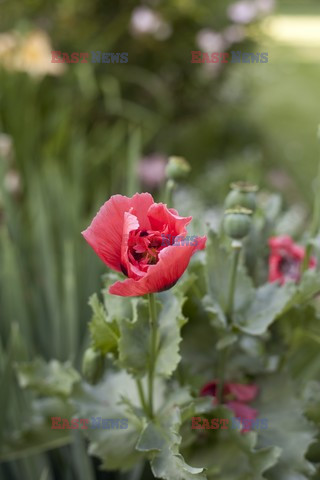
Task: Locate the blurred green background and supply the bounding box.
[1,0,320,478]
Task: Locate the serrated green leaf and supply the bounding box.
[73,370,145,471]
[157,290,188,377]
[17,358,80,397]
[180,397,214,423]
[136,421,167,451]
[255,373,316,479]
[287,270,320,309]
[118,291,188,379]
[280,305,320,384]
[118,298,150,377]
[88,293,120,355]
[102,272,133,320]
[186,406,280,480]
[136,407,206,480]
[234,282,295,336]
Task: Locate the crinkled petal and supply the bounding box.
[200,381,218,397]
[120,212,140,277]
[82,193,153,271]
[227,401,258,432]
[226,383,258,402]
[268,235,293,252]
[109,236,207,296]
[147,203,192,237]
[268,254,283,283]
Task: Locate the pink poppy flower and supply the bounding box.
[82,192,206,296]
[200,380,258,432]
[268,235,316,284]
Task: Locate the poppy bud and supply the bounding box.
[165,156,191,180]
[82,347,104,385]
[224,207,252,240]
[225,182,258,212]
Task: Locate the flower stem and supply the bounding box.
[226,240,242,318]
[302,156,320,273]
[164,179,175,206]
[135,379,149,416]
[147,292,158,418]
[217,347,228,404]
[217,240,242,404]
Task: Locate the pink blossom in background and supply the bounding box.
[130,6,171,40]
[201,380,259,433]
[223,25,246,45]
[138,154,167,189]
[228,1,258,24]
[196,29,225,52]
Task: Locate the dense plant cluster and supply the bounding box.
[4,166,320,480]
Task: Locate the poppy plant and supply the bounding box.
[268,235,316,284]
[200,380,258,432]
[82,192,206,296]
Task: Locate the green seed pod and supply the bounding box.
[165,156,191,180]
[224,207,253,240]
[225,181,258,212]
[82,347,104,385]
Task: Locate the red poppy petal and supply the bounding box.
[200,381,218,397]
[147,203,192,237]
[130,192,154,230]
[120,212,140,278]
[227,401,258,432]
[268,254,283,283]
[310,257,317,268]
[291,244,305,261]
[226,383,258,402]
[82,193,153,272]
[268,235,293,252]
[109,236,207,296]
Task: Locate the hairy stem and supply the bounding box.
[302,158,320,273]
[226,241,242,318]
[164,179,175,206]
[147,293,158,418]
[135,379,149,416]
[217,241,242,404]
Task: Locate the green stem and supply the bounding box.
[164,179,175,206]
[217,347,228,404]
[217,241,242,404]
[136,379,149,416]
[147,293,158,418]
[302,243,313,274]
[127,126,141,197]
[226,241,242,318]
[302,158,320,273]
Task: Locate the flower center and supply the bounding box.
[279,257,301,281]
[127,229,164,270]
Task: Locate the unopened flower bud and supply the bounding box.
[225,181,258,212]
[82,347,104,385]
[165,156,191,180]
[224,207,252,240]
